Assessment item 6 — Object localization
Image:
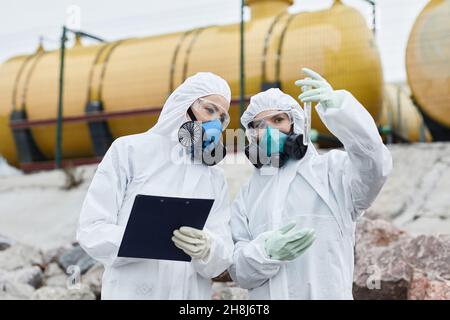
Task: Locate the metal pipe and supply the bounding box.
[239,0,246,132]
[55,27,106,168]
[55,26,67,169]
[74,30,105,43]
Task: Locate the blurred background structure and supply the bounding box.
[0,0,449,300]
[0,0,448,171]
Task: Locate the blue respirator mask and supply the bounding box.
[245,126,308,169]
[178,107,227,166]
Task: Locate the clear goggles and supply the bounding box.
[247,110,293,140]
[190,97,230,130]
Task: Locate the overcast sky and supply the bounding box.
[0,0,429,82]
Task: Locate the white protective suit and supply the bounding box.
[229,88,392,299]
[77,72,234,300]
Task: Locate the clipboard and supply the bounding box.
[118,194,214,262]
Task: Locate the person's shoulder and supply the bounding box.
[324,148,347,161]
[309,148,348,170]
[113,131,149,145]
[112,131,164,151]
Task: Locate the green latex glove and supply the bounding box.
[295,68,343,110]
[264,222,316,261]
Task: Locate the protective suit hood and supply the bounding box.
[241,88,306,135]
[150,72,231,141]
[241,88,319,173]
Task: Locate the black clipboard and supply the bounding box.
[118,194,214,262]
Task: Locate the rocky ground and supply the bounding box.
[0,142,449,299]
[0,239,100,299]
[353,218,449,299]
[365,143,450,235]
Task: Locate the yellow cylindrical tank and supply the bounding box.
[0,0,383,167]
[26,39,99,160]
[379,83,432,142]
[406,0,450,138]
[0,54,27,165]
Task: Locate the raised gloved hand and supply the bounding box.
[264,222,315,261]
[295,68,343,110]
[172,226,212,260]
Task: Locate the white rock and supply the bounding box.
[5,266,43,288]
[0,234,14,251]
[31,284,95,300]
[363,143,450,234]
[81,263,104,297]
[44,275,68,288]
[0,156,22,177]
[43,262,67,288]
[0,244,43,271]
[42,245,72,266]
[44,262,65,278]
[0,274,35,299]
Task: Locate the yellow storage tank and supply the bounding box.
[0,0,383,167]
[406,0,450,140]
[379,83,432,143]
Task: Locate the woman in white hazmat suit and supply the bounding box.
[77,72,234,299]
[229,68,392,299]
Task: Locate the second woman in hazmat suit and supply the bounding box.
[229,68,392,299]
[77,72,234,299]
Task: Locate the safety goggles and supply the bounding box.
[247,110,293,140]
[190,97,230,130]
